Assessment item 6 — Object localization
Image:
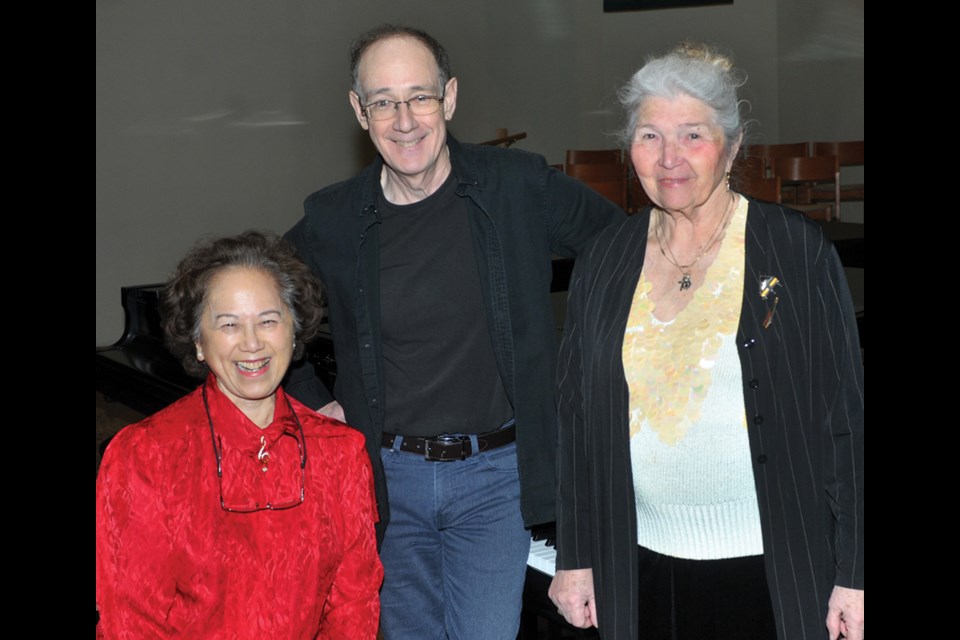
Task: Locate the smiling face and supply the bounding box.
[348,36,458,201]
[195,267,294,424]
[630,93,739,218]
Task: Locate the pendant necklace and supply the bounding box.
[655,196,736,291]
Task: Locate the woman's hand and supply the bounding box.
[826,585,863,640]
[549,568,598,629]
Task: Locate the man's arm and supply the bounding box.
[544,165,625,257]
[284,358,336,412]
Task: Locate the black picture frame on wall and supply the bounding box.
[604,0,732,11]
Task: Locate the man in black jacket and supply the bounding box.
[285,24,622,640]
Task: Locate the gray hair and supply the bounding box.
[618,43,747,152]
[349,24,453,101]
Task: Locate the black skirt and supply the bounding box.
[636,545,777,640]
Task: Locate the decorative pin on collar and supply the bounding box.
[257,436,270,473]
[759,276,780,299]
[759,275,781,329]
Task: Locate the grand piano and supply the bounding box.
[95,257,588,639]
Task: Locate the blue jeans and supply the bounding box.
[379,438,531,640]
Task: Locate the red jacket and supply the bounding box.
[96,376,382,639]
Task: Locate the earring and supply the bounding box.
[725,172,731,191]
[196,349,204,361]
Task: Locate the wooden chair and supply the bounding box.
[565,162,628,209]
[565,149,630,210]
[742,143,809,202]
[772,155,840,220]
[738,175,781,204]
[627,171,652,213]
[810,140,864,202]
[742,142,809,171]
[734,154,767,179]
[565,149,623,165]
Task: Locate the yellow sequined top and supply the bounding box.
[623,195,763,559]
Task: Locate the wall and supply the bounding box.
[776,0,864,223]
[776,0,863,143]
[97,0,860,345]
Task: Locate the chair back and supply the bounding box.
[734,154,767,178]
[773,155,838,183]
[627,172,652,212]
[565,162,627,209]
[773,155,840,220]
[811,141,864,167]
[738,176,781,204]
[744,142,809,159]
[565,149,623,165]
[810,141,864,205]
[743,142,810,173]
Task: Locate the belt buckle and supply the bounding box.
[424,435,470,461]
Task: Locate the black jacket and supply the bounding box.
[286,136,623,530]
[556,200,864,638]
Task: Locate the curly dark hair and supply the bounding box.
[160,231,324,378]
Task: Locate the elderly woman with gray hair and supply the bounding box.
[548,44,863,639]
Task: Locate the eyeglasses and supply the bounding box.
[363,95,444,121]
[202,384,307,512]
[214,432,305,512]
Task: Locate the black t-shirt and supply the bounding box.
[377,174,513,437]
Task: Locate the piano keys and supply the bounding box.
[527,535,557,577]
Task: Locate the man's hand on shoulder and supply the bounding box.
[317,400,345,422]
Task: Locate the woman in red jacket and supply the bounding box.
[96,231,382,639]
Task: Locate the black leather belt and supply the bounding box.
[381,425,516,461]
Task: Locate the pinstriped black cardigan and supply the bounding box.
[555,200,864,639]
